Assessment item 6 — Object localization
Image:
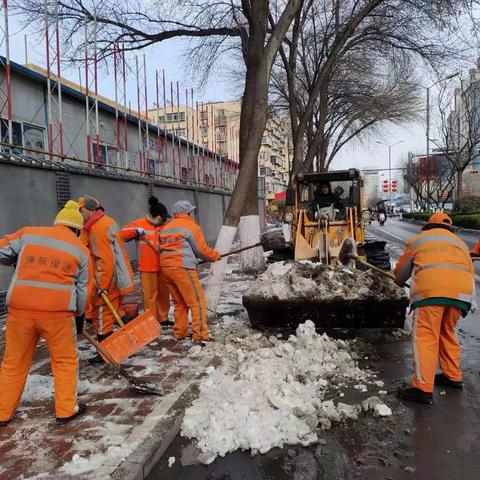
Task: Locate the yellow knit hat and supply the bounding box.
[54,200,84,231]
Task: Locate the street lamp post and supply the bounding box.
[376,140,404,209]
[422,72,459,210]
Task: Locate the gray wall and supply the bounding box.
[0,161,266,292]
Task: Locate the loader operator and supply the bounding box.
[310,182,342,220]
[394,212,474,405]
[121,196,172,327]
[0,201,92,426]
[78,195,134,364]
[158,200,220,344]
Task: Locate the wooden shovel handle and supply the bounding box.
[99,291,125,328]
[82,329,121,370]
[198,242,263,265]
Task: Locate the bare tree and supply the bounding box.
[14,0,304,311]
[273,0,477,177]
[433,71,480,199]
[402,155,455,210]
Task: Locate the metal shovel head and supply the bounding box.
[100,309,160,364]
[129,378,164,396]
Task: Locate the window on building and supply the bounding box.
[158,115,165,124]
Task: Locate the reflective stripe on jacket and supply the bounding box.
[0,225,92,317]
[83,214,134,302]
[394,228,475,304]
[120,217,160,272]
[158,214,219,269]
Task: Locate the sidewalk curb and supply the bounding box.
[111,382,200,480]
[400,217,480,235]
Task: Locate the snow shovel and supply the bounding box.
[82,330,164,396]
[97,290,160,364]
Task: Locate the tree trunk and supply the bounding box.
[204,0,303,316]
[456,169,463,200]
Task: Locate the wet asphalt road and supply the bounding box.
[147,219,480,480]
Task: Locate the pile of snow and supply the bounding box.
[181,321,391,464]
[245,261,404,301]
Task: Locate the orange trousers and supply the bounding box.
[0,310,79,420]
[92,295,121,336]
[161,267,209,340]
[411,305,462,393]
[140,271,170,323]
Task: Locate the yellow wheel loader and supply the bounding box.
[243,169,408,331]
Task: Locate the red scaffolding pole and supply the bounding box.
[155,69,162,175]
[85,16,99,166]
[176,80,181,180]
[113,42,128,168]
[162,70,168,174]
[185,88,189,180]
[170,81,175,178]
[0,0,12,149]
[135,54,149,174]
[45,0,64,160]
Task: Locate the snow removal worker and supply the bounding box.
[312,182,342,210]
[394,212,474,405]
[0,201,92,426]
[158,200,220,344]
[121,196,172,326]
[78,195,134,363]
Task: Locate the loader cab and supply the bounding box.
[286,169,367,263]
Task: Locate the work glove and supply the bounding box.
[75,314,85,334]
[136,227,146,237]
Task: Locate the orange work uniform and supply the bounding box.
[83,212,134,336]
[121,217,170,323]
[395,227,474,392]
[0,225,92,420]
[158,214,220,340]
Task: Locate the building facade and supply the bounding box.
[0,59,238,191]
[149,99,290,206]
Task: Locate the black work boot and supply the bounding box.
[398,387,433,405]
[161,319,174,328]
[0,419,11,428]
[435,373,463,390]
[56,404,87,425]
[88,333,112,364]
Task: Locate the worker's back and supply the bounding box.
[0,225,90,318]
[84,213,134,298]
[405,228,474,303]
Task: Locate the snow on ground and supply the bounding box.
[182,320,392,464]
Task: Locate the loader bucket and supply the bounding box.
[243,296,409,332]
[242,261,409,332]
[100,309,160,364]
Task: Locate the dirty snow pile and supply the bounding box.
[244,261,404,301]
[181,320,391,464]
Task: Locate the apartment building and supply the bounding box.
[148,99,290,205]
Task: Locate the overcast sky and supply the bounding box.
[7,13,450,178]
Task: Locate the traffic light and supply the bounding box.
[383,179,389,193]
[391,180,398,193]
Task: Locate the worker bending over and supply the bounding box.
[79,195,134,363]
[0,201,92,426]
[121,196,172,326]
[395,212,474,405]
[158,201,220,343]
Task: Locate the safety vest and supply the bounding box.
[121,217,161,272]
[0,225,91,318]
[395,228,474,304]
[83,214,134,302]
[158,214,219,269]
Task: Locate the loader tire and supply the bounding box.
[366,251,391,271]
